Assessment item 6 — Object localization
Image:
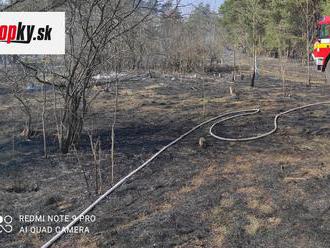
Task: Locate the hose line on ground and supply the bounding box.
[41,101,330,248]
[210,101,330,141]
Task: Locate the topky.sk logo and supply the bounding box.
[0,12,65,54]
[0,22,53,44]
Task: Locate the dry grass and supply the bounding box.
[168,163,217,200]
[115,211,149,232]
[75,237,99,248]
[18,233,44,248]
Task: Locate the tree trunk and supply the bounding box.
[251,71,255,87]
[52,84,62,151]
[111,78,119,184]
[42,84,47,158]
[306,0,311,86]
[60,94,85,154]
[232,47,236,82]
[15,94,33,138]
[251,45,256,87]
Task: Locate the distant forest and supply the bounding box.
[220,0,330,59]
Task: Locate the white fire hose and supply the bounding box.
[42,100,330,248]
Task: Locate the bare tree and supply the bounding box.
[19,0,157,153]
[301,0,318,87]
[88,129,102,195]
[1,63,35,139]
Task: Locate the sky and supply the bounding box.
[180,0,224,14]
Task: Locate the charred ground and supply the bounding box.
[0,62,330,247]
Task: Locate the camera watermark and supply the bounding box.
[0,214,95,235]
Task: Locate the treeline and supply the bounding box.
[220,0,330,60]
[1,0,225,155]
[109,2,224,73]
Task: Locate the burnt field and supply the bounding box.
[0,67,330,248]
